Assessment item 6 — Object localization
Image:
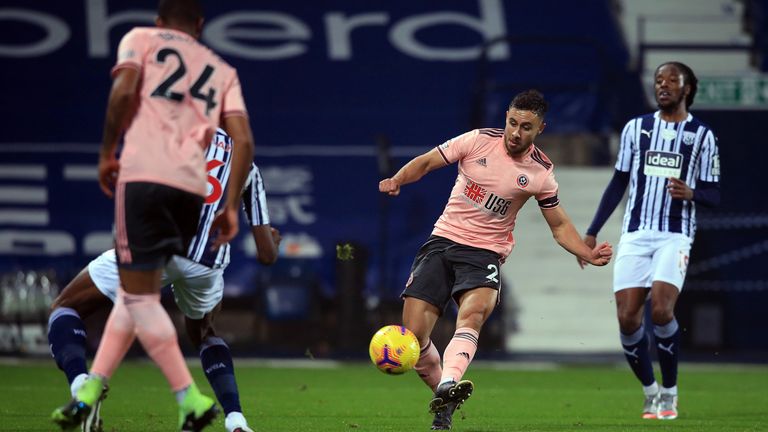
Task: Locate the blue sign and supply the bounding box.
[0,0,632,298]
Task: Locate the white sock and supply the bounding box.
[643,382,659,397]
[661,385,678,396]
[175,385,190,404]
[70,373,89,397]
[438,377,456,386]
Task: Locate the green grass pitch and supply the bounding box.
[1,361,766,431]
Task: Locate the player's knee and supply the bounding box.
[650,306,674,325]
[185,319,216,350]
[49,296,79,316]
[616,310,643,331]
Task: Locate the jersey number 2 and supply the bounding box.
[151,48,218,116]
[486,264,499,283]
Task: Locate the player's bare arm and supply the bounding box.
[541,206,613,266]
[252,225,281,265]
[667,177,693,200]
[210,115,255,248]
[577,234,598,269]
[379,148,447,196]
[98,67,140,198]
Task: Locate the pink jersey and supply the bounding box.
[433,128,559,259]
[112,27,247,196]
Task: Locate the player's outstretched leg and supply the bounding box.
[199,337,253,432]
[428,380,474,430]
[52,376,106,431]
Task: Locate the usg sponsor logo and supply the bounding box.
[644,150,683,178]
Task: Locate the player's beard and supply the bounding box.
[656,92,685,113]
[504,136,529,157]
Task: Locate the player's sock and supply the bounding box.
[414,339,442,392]
[122,290,192,392]
[620,326,656,386]
[440,327,479,384]
[48,307,89,387]
[90,289,137,379]
[643,381,660,397]
[654,318,680,389]
[200,336,241,414]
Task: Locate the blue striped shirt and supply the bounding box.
[617,111,720,237]
[186,129,270,268]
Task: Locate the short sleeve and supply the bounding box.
[535,171,560,209]
[221,72,248,119]
[614,120,635,172]
[111,29,144,76]
[698,129,720,182]
[242,164,270,226]
[436,130,479,164]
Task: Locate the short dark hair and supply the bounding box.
[656,62,698,109]
[509,89,548,118]
[158,0,203,26]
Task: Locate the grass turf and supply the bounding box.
[1,361,766,431]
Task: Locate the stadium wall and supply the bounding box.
[0,0,765,358]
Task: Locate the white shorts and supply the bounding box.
[88,250,224,319]
[613,230,693,292]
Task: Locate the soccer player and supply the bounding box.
[52,0,255,430]
[379,90,614,430]
[48,130,279,432]
[579,62,721,420]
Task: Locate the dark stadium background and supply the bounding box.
[0,0,766,361]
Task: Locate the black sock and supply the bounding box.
[48,307,88,385]
[620,326,656,386]
[654,319,680,389]
[200,337,241,414]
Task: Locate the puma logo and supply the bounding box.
[623,348,639,358]
[205,362,227,374]
[640,129,652,138]
[657,343,675,355]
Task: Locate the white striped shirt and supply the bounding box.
[617,111,720,237]
[186,128,270,268]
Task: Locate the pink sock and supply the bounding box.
[122,290,192,392]
[441,327,479,383]
[90,289,137,379]
[414,339,442,392]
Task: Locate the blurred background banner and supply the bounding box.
[0,0,766,358]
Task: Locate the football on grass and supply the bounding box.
[368,325,420,374]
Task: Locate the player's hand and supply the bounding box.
[577,235,597,269]
[586,241,613,267]
[379,178,401,196]
[209,207,239,249]
[667,177,693,200]
[97,153,120,198]
[270,227,282,247]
